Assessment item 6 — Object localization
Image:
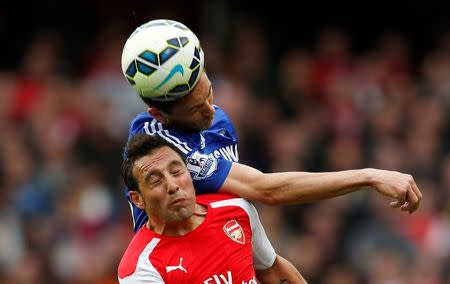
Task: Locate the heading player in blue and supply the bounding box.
[123,20,422,232]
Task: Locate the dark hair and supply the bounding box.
[139,96,179,114]
[121,134,186,192]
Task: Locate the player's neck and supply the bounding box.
[148,203,207,237]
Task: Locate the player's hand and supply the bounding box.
[367,169,422,213]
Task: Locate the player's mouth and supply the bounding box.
[170,198,186,206]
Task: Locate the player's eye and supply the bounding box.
[170,168,183,175]
[149,176,162,185]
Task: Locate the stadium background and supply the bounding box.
[1,0,450,283]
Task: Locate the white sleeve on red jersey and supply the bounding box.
[118,238,165,284]
[210,198,277,270]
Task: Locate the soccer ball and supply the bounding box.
[121,19,204,101]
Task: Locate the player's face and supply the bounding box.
[168,72,215,132]
[133,146,196,224]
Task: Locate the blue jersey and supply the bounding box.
[125,105,239,231]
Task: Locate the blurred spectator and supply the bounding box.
[81,24,144,141]
[6,32,63,124]
[320,263,360,284]
[308,27,354,104]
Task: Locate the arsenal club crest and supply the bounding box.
[223,220,245,244]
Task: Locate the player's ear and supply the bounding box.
[129,191,145,210]
[148,107,169,124]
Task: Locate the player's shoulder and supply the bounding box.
[196,192,239,204]
[131,111,153,124]
[128,111,181,138]
[128,111,152,135]
[197,193,255,215]
[118,228,158,279]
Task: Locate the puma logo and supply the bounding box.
[166,258,187,273]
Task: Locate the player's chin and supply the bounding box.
[170,207,192,222]
[202,116,214,129]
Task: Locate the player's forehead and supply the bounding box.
[134,146,183,176]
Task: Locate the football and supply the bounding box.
[121,19,204,101]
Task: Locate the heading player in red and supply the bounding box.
[118,134,307,283]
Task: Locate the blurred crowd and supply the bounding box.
[1,12,450,284]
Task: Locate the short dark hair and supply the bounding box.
[121,134,186,192]
[139,96,178,114]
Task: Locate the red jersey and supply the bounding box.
[118,193,275,283]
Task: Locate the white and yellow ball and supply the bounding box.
[121,19,204,101]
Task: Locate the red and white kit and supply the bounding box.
[118,193,276,283]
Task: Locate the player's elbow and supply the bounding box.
[250,180,284,205]
[256,255,308,284]
[255,187,282,206]
[228,165,283,205]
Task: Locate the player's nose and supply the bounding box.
[166,177,180,194]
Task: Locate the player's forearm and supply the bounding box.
[258,169,373,205]
[256,255,308,284]
[222,163,374,205]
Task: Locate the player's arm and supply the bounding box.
[256,255,308,284]
[220,163,422,213]
[242,199,307,283]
